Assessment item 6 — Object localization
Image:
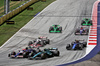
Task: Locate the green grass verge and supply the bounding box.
[0,0,4,7]
[0,0,4,16]
[0,0,55,46]
[10,1,27,11]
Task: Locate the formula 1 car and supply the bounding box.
[8,47,33,58]
[75,26,89,35]
[28,48,60,60]
[49,25,62,33]
[81,18,92,26]
[66,40,87,50]
[28,36,50,48]
[8,51,30,58]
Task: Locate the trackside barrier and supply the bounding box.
[0,0,41,25]
[41,0,46,2]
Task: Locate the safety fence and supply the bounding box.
[0,0,46,25]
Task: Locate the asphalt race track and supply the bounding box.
[0,0,96,66]
[68,53,100,66]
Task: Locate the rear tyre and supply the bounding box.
[81,21,84,25]
[49,27,53,33]
[66,44,71,50]
[8,54,10,57]
[23,52,29,58]
[81,20,86,25]
[28,41,33,46]
[40,41,44,47]
[53,51,60,56]
[28,57,33,60]
[59,27,62,33]
[46,39,50,44]
[89,20,92,25]
[83,42,87,47]
[29,52,34,57]
[79,44,83,50]
[74,32,77,35]
[81,23,83,25]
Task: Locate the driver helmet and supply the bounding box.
[75,40,79,43]
[38,37,41,39]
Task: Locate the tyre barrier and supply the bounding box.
[6,20,15,24]
[0,0,46,25]
[41,0,46,2]
[27,7,33,10]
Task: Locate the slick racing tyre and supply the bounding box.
[81,20,85,25]
[8,54,10,57]
[40,41,44,47]
[59,27,62,33]
[88,20,92,25]
[46,39,50,44]
[66,44,72,50]
[41,53,47,59]
[74,32,77,35]
[53,50,60,56]
[49,27,54,33]
[83,42,87,47]
[79,44,83,50]
[28,41,33,46]
[28,57,33,60]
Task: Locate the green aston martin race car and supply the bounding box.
[49,25,62,33]
[28,48,60,60]
[81,18,92,26]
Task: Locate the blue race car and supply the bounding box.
[8,47,33,58]
[66,40,87,50]
[28,48,60,60]
[75,26,89,35]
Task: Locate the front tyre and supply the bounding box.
[66,44,71,50]
[8,54,10,57]
[41,53,47,59]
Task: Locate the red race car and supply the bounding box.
[75,26,89,35]
[28,37,50,48]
